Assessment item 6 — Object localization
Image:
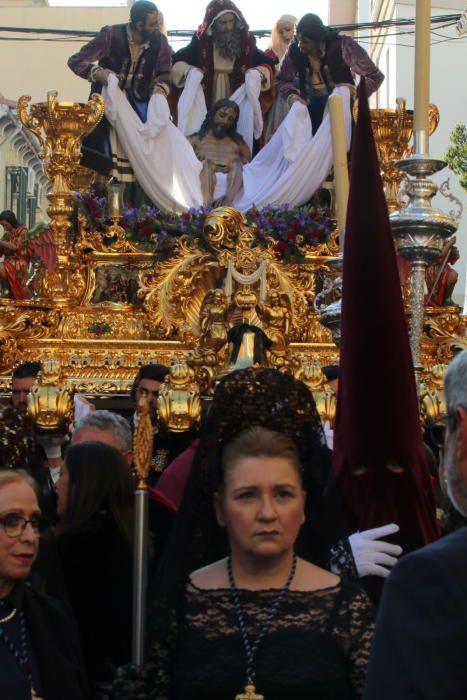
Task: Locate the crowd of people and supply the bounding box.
[65,0,383,207]
[1,2,466,698]
[0,349,466,698]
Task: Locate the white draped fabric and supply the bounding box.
[224,258,268,302]
[230,68,264,150]
[176,67,207,138]
[103,75,352,214]
[104,75,202,211]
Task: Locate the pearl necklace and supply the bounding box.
[0,606,17,624]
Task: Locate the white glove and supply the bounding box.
[349,523,402,578]
[36,433,67,459]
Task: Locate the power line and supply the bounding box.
[0,13,462,42]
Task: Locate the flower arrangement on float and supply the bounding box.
[73,193,335,260]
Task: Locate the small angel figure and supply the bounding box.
[0,210,57,299]
[257,289,291,354]
[199,288,230,351]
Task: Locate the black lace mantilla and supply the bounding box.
[143,580,374,700]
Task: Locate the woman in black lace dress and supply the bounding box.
[148,426,374,700]
[106,369,374,700]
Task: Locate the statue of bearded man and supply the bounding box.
[188,99,251,205]
[170,0,275,112]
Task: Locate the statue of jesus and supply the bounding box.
[188,99,251,206]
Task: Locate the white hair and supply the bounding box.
[73,410,132,453]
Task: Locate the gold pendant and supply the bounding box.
[31,689,44,700]
[236,683,264,700]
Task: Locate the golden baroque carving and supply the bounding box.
[139,237,220,338]
[0,332,18,373]
[423,308,467,363]
[27,356,73,432]
[57,310,150,340]
[75,223,144,255]
[0,304,60,339]
[157,359,202,433]
[203,206,246,249]
[419,381,445,427]
[133,394,153,486]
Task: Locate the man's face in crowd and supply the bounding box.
[212,106,237,138]
[444,407,467,517]
[137,12,160,42]
[72,426,133,466]
[134,378,163,420]
[215,12,236,36]
[11,376,36,413]
[297,33,319,56]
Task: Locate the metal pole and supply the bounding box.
[131,396,153,667]
[132,486,149,666]
[409,260,427,373]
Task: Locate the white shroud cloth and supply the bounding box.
[103,75,352,213]
[176,67,207,138]
[104,74,202,212]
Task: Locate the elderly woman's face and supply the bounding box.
[0,481,40,593]
[214,456,305,561]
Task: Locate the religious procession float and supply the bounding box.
[0,17,465,435]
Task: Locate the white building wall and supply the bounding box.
[0,8,129,104]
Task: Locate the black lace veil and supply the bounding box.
[148,367,347,643]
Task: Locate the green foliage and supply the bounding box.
[445,124,467,191]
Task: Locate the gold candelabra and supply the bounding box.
[369,99,439,212]
[17,90,105,305]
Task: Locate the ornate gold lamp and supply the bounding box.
[370,99,439,213]
[27,357,73,433]
[157,359,202,433]
[17,90,105,305]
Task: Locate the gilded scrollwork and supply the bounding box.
[75,224,144,255]
[0,305,59,340]
[202,206,246,249]
[423,308,467,364]
[419,381,445,426]
[0,332,18,373]
[139,237,221,338]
